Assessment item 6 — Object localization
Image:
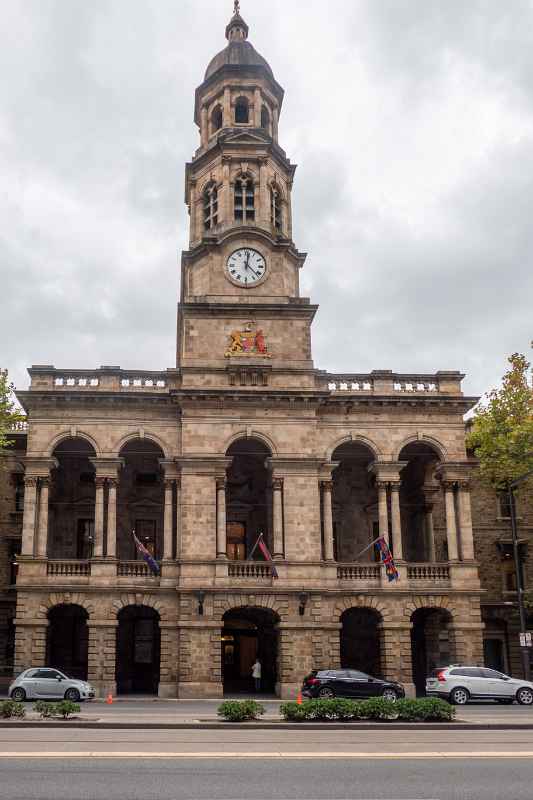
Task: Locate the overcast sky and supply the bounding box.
[1,0,532,398]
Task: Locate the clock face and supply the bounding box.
[226,248,266,287]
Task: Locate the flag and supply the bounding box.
[375,537,399,582]
[256,534,279,579]
[132,531,160,575]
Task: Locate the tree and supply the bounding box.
[467,353,533,491]
[0,369,25,454]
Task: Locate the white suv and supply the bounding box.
[426,665,533,706]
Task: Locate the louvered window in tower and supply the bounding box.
[271,187,282,231]
[235,97,249,124]
[203,183,218,230]
[234,177,255,223]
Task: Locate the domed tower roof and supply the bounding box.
[204,2,275,81]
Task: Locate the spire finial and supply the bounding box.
[234,0,240,15]
[226,0,248,41]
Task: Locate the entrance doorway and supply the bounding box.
[46,604,89,680]
[411,607,453,695]
[116,606,160,695]
[222,607,279,695]
[340,607,382,677]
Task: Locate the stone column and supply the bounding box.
[175,478,182,560]
[377,481,389,545]
[21,476,39,556]
[87,622,117,698]
[272,106,279,140]
[222,157,230,227]
[443,482,459,562]
[93,477,105,558]
[272,478,284,560]
[457,481,475,561]
[200,105,208,147]
[163,479,174,560]
[223,86,231,127]
[424,505,436,562]
[390,482,403,560]
[254,87,262,127]
[216,478,227,559]
[36,478,50,558]
[106,478,117,559]
[259,158,269,227]
[321,480,335,562]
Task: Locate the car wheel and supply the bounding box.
[10,687,26,702]
[318,686,335,699]
[381,688,398,702]
[516,687,533,706]
[64,688,81,702]
[450,687,470,705]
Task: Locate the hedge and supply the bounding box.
[217,700,265,722]
[279,697,455,722]
[0,700,25,719]
[34,700,81,719]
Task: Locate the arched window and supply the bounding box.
[203,182,218,230]
[234,175,255,222]
[261,105,270,131]
[270,186,282,231]
[235,96,249,124]
[211,105,223,134]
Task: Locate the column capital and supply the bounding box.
[216,477,227,491]
[94,476,107,489]
[321,479,333,493]
[457,479,471,490]
[159,459,180,480]
[39,477,51,489]
[368,461,408,482]
[164,478,176,492]
[89,457,124,479]
[23,475,40,488]
[272,477,284,491]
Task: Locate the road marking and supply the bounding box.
[1,751,533,759]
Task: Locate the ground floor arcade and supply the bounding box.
[12,589,484,698]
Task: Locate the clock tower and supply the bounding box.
[178,3,317,388]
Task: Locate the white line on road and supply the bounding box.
[1,751,533,759]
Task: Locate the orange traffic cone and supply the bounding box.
[106,693,113,705]
[296,690,303,706]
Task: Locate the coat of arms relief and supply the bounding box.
[224,321,271,358]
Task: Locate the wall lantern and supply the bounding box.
[298,592,309,617]
[195,590,206,616]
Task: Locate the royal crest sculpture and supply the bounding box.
[224,322,271,358]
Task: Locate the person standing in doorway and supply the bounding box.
[252,658,262,692]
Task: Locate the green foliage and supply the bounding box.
[0,369,25,454]
[33,700,81,719]
[217,700,265,722]
[467,353,533,491]
[0,700,26,719]
[280,697,455,723]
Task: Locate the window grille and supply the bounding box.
[271,187,282,231]
[203,182,218,230]
[234,176,255,222]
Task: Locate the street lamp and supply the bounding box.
[508,465,533,681]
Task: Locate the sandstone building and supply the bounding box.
[1,6,531,698]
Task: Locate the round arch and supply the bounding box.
[409,603,455,695]
[395,434,448,462]
[46,603,89,680]
[111,594,167,622]
[221,605,280,695]
[224,430,276,457]
[116,604,161,695]
[114,432,170,459]
[39,593,95,620]
[334,596,390,623]
[326,434,382,463]
[47,431,100,458]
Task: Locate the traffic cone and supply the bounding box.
[296,690,303,706]
[106,693,113,705]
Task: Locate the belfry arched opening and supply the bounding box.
[222,607,279,695]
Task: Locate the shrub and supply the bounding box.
[279,697,455,723]
[0,700,25,719]
[33,700,81,720]
[217,700,265,722]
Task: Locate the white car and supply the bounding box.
[426,665,533,705]
[9,668,95,702]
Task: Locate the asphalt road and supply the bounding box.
[0,756,532,800]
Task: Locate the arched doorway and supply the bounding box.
[50,438,96,559]
[340,608,382,677]
[46,604,89,680]
[397,442,442,562]
[331,442,377,562]
[118,439,165,561]
[116,606,160,695]
[222,607,279,695]
[226,439,271,560]
[411,607,454,695]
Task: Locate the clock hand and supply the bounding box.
[247,264,260,278]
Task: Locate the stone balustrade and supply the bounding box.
[407,563,451,582]
[117,561,152,577]
[28,365,179,392]
[337,563,381,582]
[47,560,91,577]
[321,370,464,397]
[227,561,273,579]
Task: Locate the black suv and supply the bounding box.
[302,669,405,700]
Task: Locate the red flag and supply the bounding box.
[257,536,279,579]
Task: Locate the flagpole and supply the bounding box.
[247,532,264,561]
[353,535,383,562]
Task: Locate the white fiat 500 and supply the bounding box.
[426,665,533,705]
[9,668,95,702]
